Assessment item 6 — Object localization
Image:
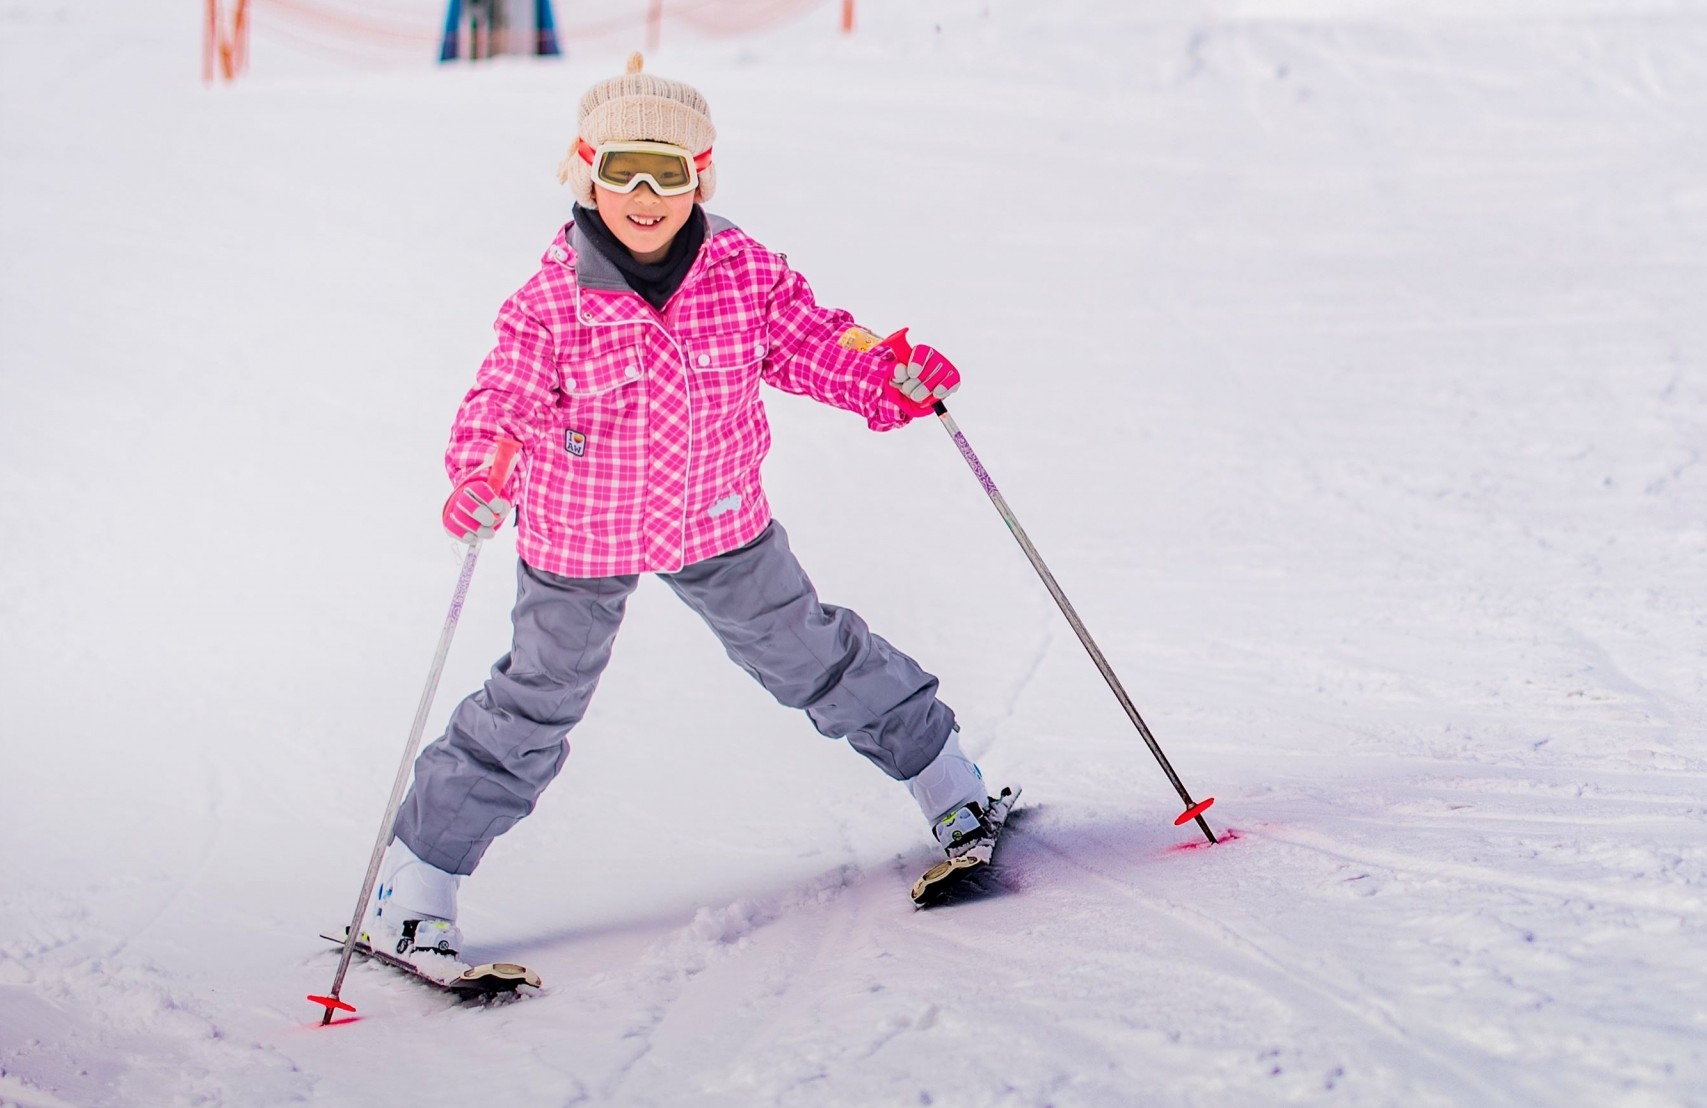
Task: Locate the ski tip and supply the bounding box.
[307,994,358,1024]
[1174,797,1215,826]
[461,963,544,991]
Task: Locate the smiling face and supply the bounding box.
[592,181,698,264]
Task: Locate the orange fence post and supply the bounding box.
[233,0,250,74]
[203,0,217,82]
[219,18,235,78]
[205,0,249,84]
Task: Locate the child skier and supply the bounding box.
[363,55,989,960]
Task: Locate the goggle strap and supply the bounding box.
[576,139,713,168]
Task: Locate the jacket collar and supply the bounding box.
[556,212,742,295]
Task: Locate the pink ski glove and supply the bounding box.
[442,439,522,542]
[443,475,511,542]
[886,339,961,418]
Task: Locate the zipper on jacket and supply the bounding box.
[556,236,748,574]
[563,257,696,573]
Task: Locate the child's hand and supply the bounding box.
[442,472,513,542]
[889,344,960,418]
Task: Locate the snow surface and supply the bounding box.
[3,0,1706,1104]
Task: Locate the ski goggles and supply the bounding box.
[574,139,712,197]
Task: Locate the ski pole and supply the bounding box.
[878,332,1218,843]
[309,437,523,1024]
[933,401,1216,842]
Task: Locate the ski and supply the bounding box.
[320,928,541,997]
[911,786,1021,907]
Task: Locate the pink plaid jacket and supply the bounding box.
[446,215,914,578]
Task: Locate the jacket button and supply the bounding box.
[550,246,568,261]
[697,353,711,367]
[753,342,766,357]
[564,377,577,390]
[626,365,640,378]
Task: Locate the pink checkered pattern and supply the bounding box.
[446,221,915,578]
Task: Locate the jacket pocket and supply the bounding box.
[560,343,645,401]
[681,329,765,418]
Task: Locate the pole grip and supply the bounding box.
[489,436,523,495]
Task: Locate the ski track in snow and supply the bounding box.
[4,0,1707,1105]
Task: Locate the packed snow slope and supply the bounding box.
[3,1,1705,1105]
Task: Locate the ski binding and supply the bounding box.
[320,928,541,997]
[911,785,1021,906]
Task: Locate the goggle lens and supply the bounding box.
[595,146,697,195]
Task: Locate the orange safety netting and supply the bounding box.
[669,0,825,36]
[228,0,836,73]
[260,0,441,44]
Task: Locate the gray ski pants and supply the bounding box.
[394,520,956,875]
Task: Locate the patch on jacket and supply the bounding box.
[837,326,881,353]
[565,429,587,457]
[707,494,741,519]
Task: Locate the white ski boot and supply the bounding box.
[362,839,465,966]
[906,729,992,857]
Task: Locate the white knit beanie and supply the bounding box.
[558,52,717,208]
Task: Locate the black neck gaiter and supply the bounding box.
[572,203,707,311]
